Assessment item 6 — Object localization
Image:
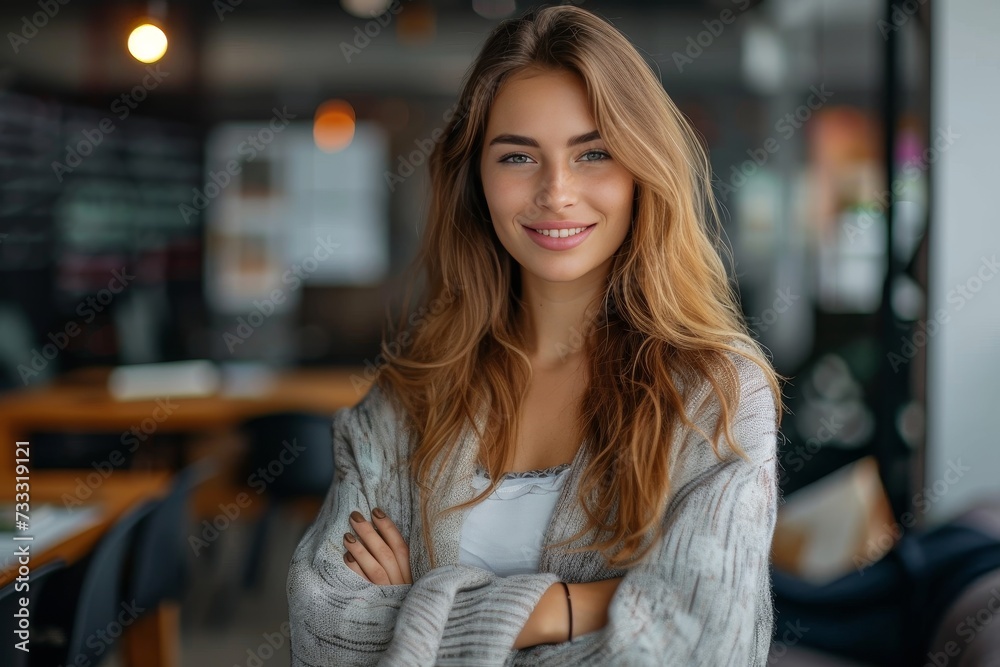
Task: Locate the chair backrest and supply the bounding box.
[64,499,160,666]
[239,411,334,498]
[0,559,66,667]
[27,431,138,470]
[924,566,1000,665]
[127,459,216,610]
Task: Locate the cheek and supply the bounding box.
[589,173,634,216]
[484,178,530,224]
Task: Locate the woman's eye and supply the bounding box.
[499,153,532,164]
[498,150,610,164]
[581,150,610,161]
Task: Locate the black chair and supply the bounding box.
[127,458,217,612]
[32,500,160,667]
[0,559,66,667]
[771,566,1000,666]
[924,566,1000,666]
[237,411,334,589]
[772,520,1000,667]
[27,431,139,470]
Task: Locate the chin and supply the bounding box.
[522,263,591,283]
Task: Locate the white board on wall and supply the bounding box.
[203,119,389,314]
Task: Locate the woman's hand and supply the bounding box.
[343,507,412,585]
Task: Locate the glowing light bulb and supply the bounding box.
[128,23,168,63]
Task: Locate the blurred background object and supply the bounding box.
[235,411,334,592]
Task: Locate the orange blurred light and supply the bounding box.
[313,100,356,152]
[397,4,435,45]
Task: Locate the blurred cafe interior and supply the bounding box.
[0,0,998,665]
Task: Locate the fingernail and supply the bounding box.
[344,532,357,543]
[345,551,355,562]
[350,511,365,523]
[372,507,386,519]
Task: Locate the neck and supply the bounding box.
[516,265,609,369]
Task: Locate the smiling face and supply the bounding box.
[478,67,635,286]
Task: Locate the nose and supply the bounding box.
[534,161,577,213]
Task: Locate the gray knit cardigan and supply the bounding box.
[286,347,780,666]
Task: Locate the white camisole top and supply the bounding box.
[457,461,573,576]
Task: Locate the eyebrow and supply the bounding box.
[487,129,602,148]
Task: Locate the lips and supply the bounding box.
[522,221,594,231]
[522,222,596,250]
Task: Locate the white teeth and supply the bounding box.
[537,227,587,237]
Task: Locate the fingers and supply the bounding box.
[371,509,412,584]
[342,549,369,581]
[341,508,412,585]
[346,510,403,585]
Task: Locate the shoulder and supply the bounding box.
[686,338,776,424]
[336,381,403,427]
[676,338,779,469]
[333,381,411,458]
[725,339,778,424]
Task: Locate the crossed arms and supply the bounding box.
[287,357,778,667]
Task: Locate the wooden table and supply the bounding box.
[0,366,367,480]
[0,472,172,586]
[0,366,367,666]
[0,471,173,665]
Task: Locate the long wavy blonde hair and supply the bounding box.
[372,3,786,570]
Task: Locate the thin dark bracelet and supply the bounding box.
[559,581,573,642]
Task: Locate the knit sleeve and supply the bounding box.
[286,384,562,666]
[506,351,780,667]
[286,384,415,666]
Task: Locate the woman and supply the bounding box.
[287,4,785,666]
